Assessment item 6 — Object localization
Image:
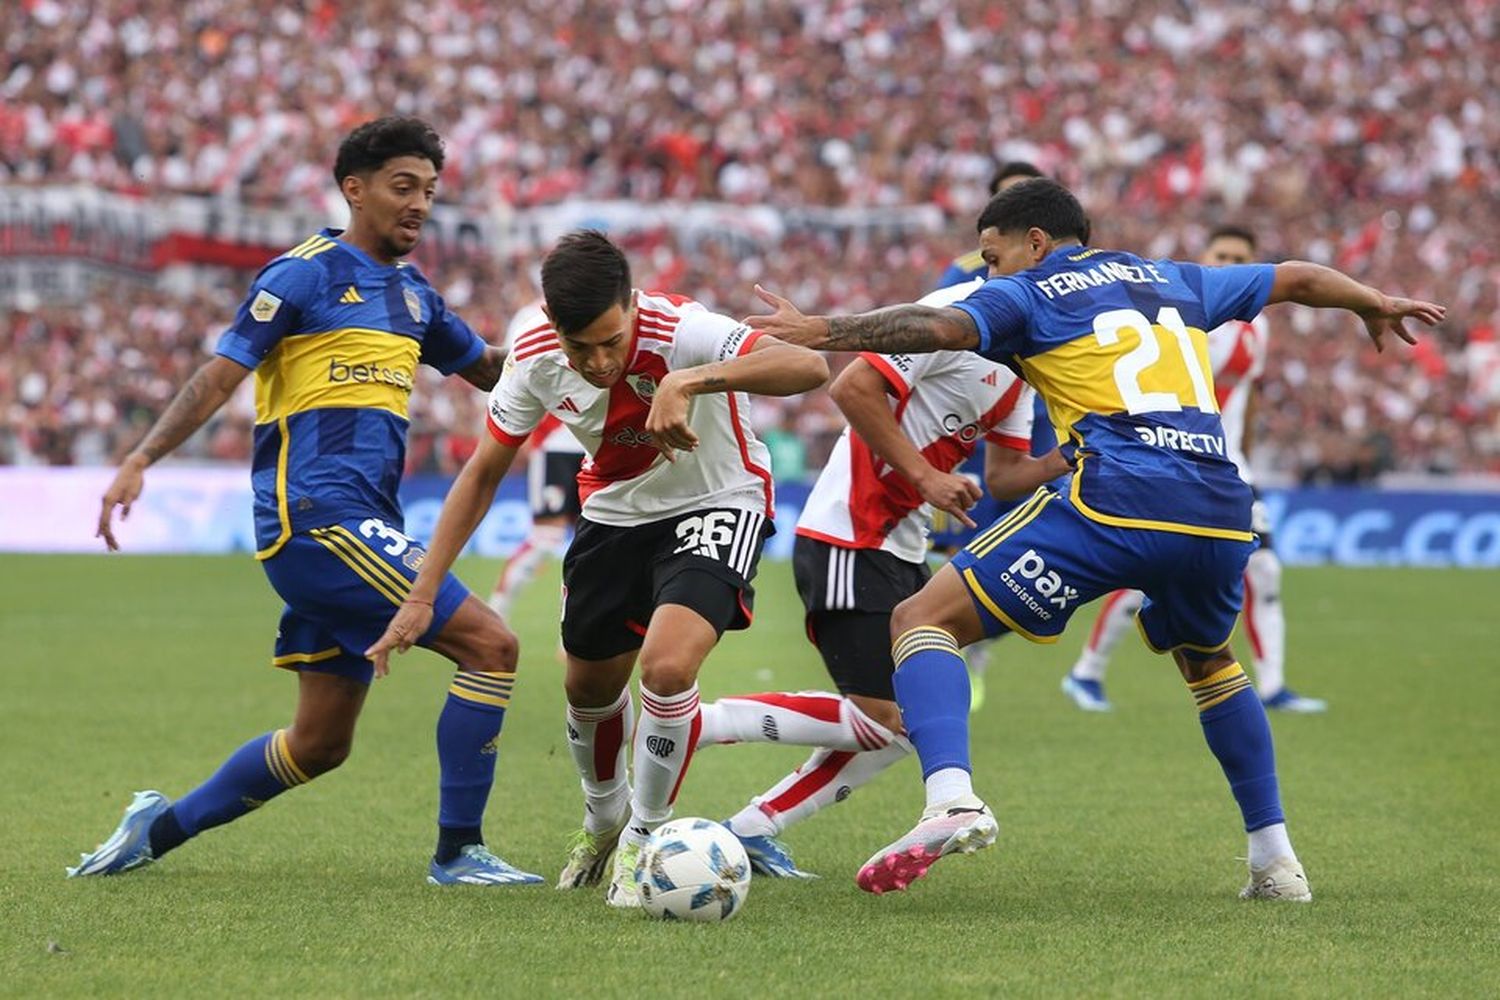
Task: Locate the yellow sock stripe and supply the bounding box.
[963,489,1049,553]
[968,490,1056,557]
[452,671,516,694]
[892,626,960,665]
[326,526,415,598]
[273,729,311,785]
[263,734,292,786]
[448,682,512,708]
[451,677,516,699]
[1188,663,1251,711]
[310,532,406,606]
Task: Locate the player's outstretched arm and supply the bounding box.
[366,432,520,676]
[97,355,251,551]
[1266,262,1446,352]
[830,358,980,528]
[746,284,980,354]
[456,346,508,391]
[645,336,828,459]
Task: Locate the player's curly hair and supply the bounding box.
[542,230,633,335]
[332,117,445,184]
[976,178,1089,244]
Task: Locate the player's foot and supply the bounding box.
[1240,856,1312,902]
[731,830,817,879]
[968,670,987,713]
[67,790,169,877]
[856,796,998,895]
[427,844,544,886]
[1061,673,1112,712]
[557,816,628,889]
[1261,689,1327,713]
[605,838,644,908]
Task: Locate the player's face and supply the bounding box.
[353,156,439,259]
[1201,236,1255,266]
[558,297,636,387]
[978,226,1046,276]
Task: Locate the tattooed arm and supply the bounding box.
[747,284,980,354]
[96,355,251,550]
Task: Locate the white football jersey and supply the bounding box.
[797,278,1035,563]
[486,291,772,526]
[504,302,585,456]
[1207,315,1268,483]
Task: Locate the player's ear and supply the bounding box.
[1028,227,1048,262]
[341,174,364,211]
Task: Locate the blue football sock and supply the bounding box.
[435,670,514,862]
[154,729,310,855]
[1190,662,1285,831]
[891,627,972,779]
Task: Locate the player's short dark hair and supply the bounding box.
[332,117,445,184]
[1207,224,1257,251]
[976,178,1089,244]
[988,160,1045,195]
[542,230,633,335]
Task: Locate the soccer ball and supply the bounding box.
[634,818,751,922]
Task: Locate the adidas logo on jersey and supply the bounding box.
[558,397,580,414]
[645,735,677,758]
[339,285,364,304]
[982,371,999,386]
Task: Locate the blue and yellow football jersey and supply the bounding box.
[215,229,485,558]
[951,247,1274,540]
[936,249,987,290]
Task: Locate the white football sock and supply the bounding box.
[1071,589,1144,682]
[1244,548,1287,697]
[565,688,633,835]
[627,683,702,844]
[731,738,912,837]
[1248,822,1297,869]
[697,691,896,751]
[924,766,974,810]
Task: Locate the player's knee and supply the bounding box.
[464,618,520,673]
[852,696,903,735]
[1172,648,1238,685]
[888,595,927,641]
[285,728,353,777]
[564,670,624,708]
[637,654,700,697]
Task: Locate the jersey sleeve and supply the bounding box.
[668,310,762,369]
[1176,261,1275,328]
[214,257,322,369]
[484,357,546,446]
[948,277,1030,359]
[858,350,948,401]
[420,290,487,375]
[985,382,1036,451]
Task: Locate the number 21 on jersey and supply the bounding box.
[1092,307,1217,416]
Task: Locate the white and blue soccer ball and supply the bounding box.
[634,818,751,922]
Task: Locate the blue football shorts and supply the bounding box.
[949,483,1255,656]
[261,516,471,685]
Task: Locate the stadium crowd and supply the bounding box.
[2,0,1497,477]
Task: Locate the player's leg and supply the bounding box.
[557,648,638,889]
[555,516,655,891]
[1062,588,1142,711]
[488,518,568,617]
[860,489,1112,893]
[1138,535,1309,901]
[1244,538,1323,712]
[422,593,540,884]
[69,665,366,877]
[718,608,912,876]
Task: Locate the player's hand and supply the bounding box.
[915,467,982,530]
[97,454,149,552]
[1358,294,1445,352]
[745,285,828,349]
[365,599,434,678]
[644,372,699,462]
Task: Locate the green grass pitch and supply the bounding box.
[2,554,1496,997]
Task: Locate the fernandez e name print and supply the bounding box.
[1034,260,1169,299]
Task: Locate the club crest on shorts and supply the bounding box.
[626,373,656,401]
[402,546,426,571]
[403,286,422,323]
